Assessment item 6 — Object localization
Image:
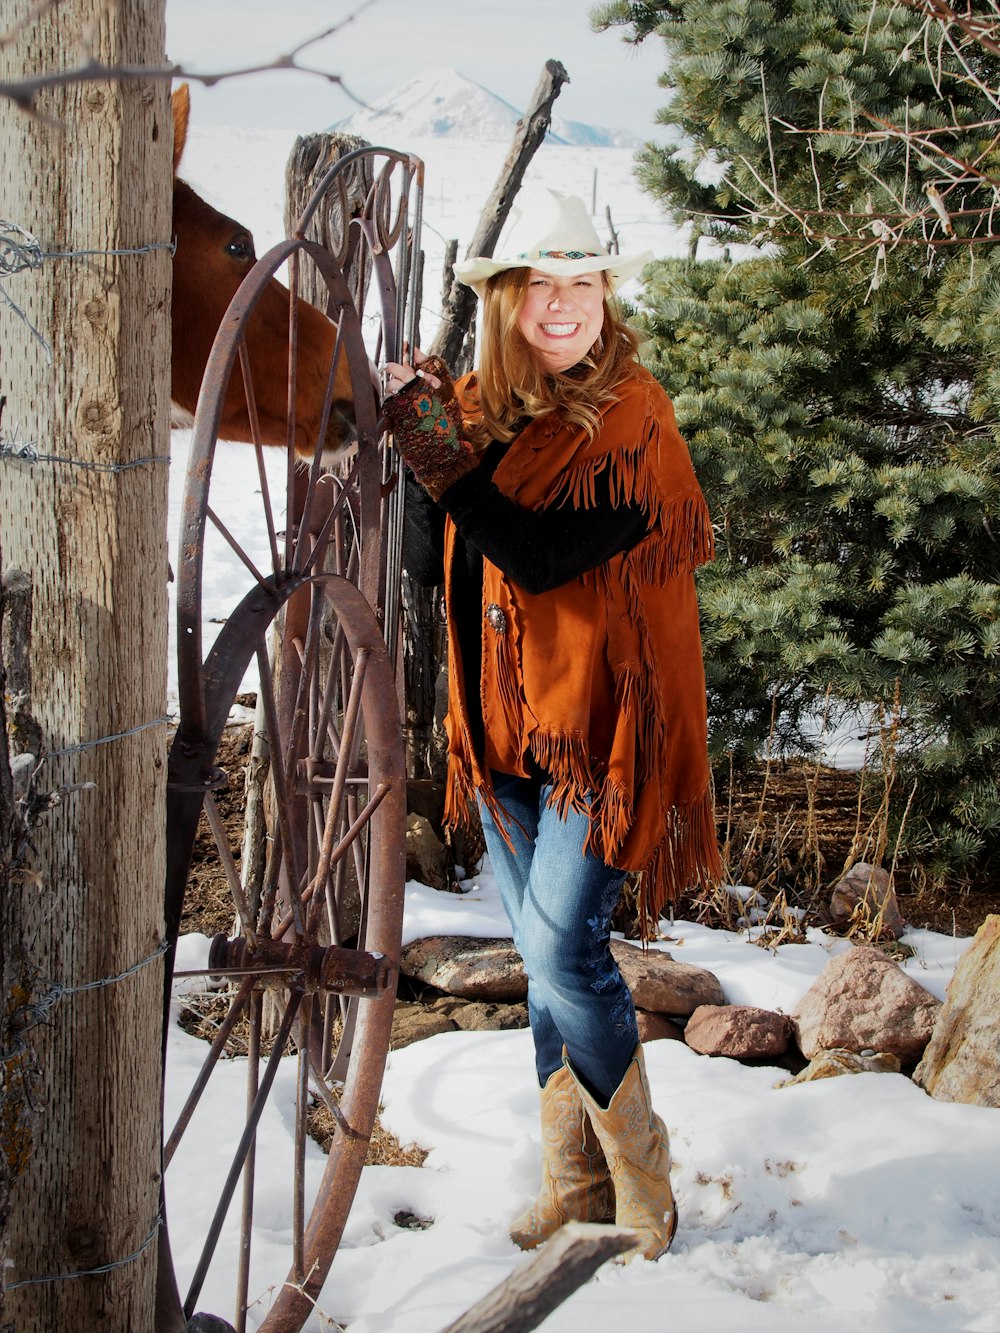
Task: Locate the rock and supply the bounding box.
[776,1048,902,1087]
[829,861,907,939]
[406,813,447,890]
[635,1009,686,1044]
[792,945,940,1062]
[610,939,726,1015]
[684,1004,789,1059]
[426,995,529,1032]
[391,1001,457,1049]
[914,915,1000,1107]
[401,935,527,1001]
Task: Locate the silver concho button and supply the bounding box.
[485,603,507,634]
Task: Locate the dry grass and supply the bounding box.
[308,1102,429,1167]
[690,687,926,939]
[178,986,430,1168]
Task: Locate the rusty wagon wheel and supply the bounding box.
[160,151,423,1333]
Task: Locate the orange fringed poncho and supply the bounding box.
[442,365,723,927]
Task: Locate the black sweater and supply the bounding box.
[403,438,648,762]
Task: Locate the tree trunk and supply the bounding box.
[0,4,171,1329]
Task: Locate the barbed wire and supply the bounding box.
[5,1214,162,1290]
[0,219,177,360]
[0,435,170,472]
[0,277,49,357]
[41,715,173,762]
[0,219,177,276]
[0,940,171,1063]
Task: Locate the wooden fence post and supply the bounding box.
[0,3,171,1327]
[284,131,375,312]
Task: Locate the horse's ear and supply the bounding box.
[172,83,191,175]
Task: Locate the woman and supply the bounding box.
[384,189,721,1261]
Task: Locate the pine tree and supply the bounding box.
[595,0,1000,880]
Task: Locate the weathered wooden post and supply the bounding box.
[0,3,171,1327]
[284,131,375,311]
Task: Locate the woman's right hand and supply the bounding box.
[383,347,448,398]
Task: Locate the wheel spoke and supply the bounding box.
[203,791,258,943]
[165,978,254,1169]
[255,647,307,936]
[206,504,272,589]
[235,991,263,1333]
[236,338,282,579]
[183,992,302,1320]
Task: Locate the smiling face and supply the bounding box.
[515,268,607,373]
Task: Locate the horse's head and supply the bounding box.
[170,85,357,457]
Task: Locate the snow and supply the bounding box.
[166,884,995,1333]
[164,119,1000,1332]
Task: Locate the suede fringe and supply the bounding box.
[528,730,594,820]
[546,441,715,582]
[612,659,665,789]
[445,752,519,856]
[637,786,723,934]
[588,774,634,864]
[492,626,524,752]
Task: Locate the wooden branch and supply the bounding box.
[897,0,1000,59]
[429,59,570,371]
[439,1223,637,1333]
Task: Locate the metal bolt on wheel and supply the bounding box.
[159,150,423,1333]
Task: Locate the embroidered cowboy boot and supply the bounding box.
[567,1045,678,1262]
[510,1064,615,1250]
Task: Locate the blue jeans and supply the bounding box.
[478,769,639,1106]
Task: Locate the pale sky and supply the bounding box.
[165,0,670,140]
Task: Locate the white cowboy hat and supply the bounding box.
[453,188,652,299]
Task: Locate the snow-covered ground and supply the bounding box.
[164,124,999,1332]
[167,865,996,1333]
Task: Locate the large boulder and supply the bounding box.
[401,936,527,1000]
[610,940,726,1015]
[792,945,940,1062]
[914,915,1000,1107]
[685,1004,789,1059]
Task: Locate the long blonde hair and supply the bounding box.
[466,267,641,447]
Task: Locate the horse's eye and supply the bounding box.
[226,233,255,262]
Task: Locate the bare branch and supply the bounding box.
[897,0,1000,59]
[0,0,382,111]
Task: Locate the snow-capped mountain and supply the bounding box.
[333,67,639,148]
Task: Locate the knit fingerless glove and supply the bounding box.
[382,357,481,501]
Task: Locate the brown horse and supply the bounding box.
[170,84,356,453]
